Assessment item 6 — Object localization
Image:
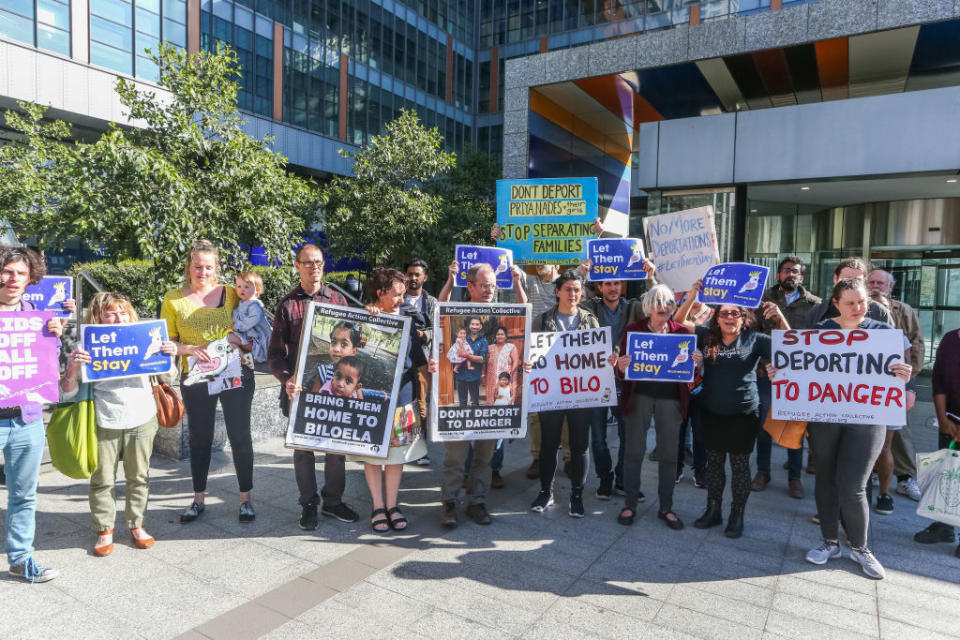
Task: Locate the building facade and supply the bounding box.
[3,0,960,360]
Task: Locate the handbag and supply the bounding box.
[761,409,807,450]
[47,383,98,479]
[916,441,960,528]
[151,376,184,428]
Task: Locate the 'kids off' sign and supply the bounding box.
[586,238,648,281]
[698,263,770,308]
[495,178,598,264]
[81,320,175,382]
[624,333,697,383]
[0,311,59,407]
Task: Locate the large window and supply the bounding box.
[0,0,71,56]
[89,0,186,81]
[201,0,272,117]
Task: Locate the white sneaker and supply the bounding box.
[849,547,886,580]
[896,477,921,502]
[805,540,841,565]
[870,472,879,487]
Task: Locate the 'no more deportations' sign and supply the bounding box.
[495,177,598,264]
[0,311,59,407]
[431,302,530,442]
[771,329,907,426]
[528,326,617,413]
[642,206,719,292]
[624,333,697,383]
[286,303,411,457]
[698,263,770,308]
[586,238,648,281]
[81,320,175,382]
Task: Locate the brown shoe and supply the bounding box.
[94,529,114,557]
[491,471,504,489]
[751,472,770,492]
[440,501,457,528]
[465,503,492,525]
[130,527,155,549]
[788,479,805,500]
[526,459,540,479]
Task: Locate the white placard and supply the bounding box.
[642,206,719,292]
[528,327,617,413]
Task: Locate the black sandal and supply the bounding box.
[657,510,684,530]
[370,508,389,532]
[386,506,408,531]
[617,507,635,526]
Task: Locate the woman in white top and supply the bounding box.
[61,293,176,557]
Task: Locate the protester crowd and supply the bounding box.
[0,232,956,586]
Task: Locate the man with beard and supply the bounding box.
[753,256,821,497]
[404,259,438,466]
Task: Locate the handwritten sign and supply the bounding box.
[642,206,719,292]
[495,177,598,264]
[624,332,697,382]
[528,327,617,412]
[454,245,514,289]
[771,329,907,425]
[23,276,72,318]
[698,263,770,308]
[81,320,175,382]
[0,311,59,407]
[587,238,648,281]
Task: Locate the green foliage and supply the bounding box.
[68,260,158,318]
[1,43,315,308]
[249,265,298,314]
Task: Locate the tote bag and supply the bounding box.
[47,383,98,479]
[916,442,960,528]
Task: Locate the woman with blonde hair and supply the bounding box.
[62,293,177,555]
[161,240,256,524]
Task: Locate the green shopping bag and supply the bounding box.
[46,383,98,479]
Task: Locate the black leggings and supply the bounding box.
[539,408,592,493]
[181,368,255,493]
[706,450,751,511]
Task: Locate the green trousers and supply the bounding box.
[89,417,159,531]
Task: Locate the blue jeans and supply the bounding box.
[754,377,803,479]
[590,407,624,485]
[465,440,504,473]
[0,416,45,566]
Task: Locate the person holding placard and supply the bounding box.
[404,258,437,467]
[798,279,912,580]
[614,284,694,529]
[0,246,71,583]
[353,268,430,532]
[161,240,256,525]
[675,282,788,539]
[530,271,609,518]
[61,293,177,556]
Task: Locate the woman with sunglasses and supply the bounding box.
[675,281,788,538]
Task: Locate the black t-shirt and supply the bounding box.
[695,326,771,415]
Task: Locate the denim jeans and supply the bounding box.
[590,407,624,485]
[0,416,45,566]
[754,377,803,479]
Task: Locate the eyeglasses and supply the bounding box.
[718,310,743,318]
[297,260,324,269]
[780,267,801,275]
[469,282,497,291]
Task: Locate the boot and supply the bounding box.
[694,499,723,529]
[725,506,744,538]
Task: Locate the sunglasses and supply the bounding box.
[718,309,743,318]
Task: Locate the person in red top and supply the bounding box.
[267,244,359,530]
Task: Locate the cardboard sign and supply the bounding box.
[528,327,617,412]
[81,320,175,382]
[495,177,598,264]
[431,302,530,442]
[586,238,648,281]
[454,245,514,289]
[642,206,719,292]
[23,276,72,318]
[287,303,411,457]
[771,329,907,426]
[698,263,770,308]
[0,311,59,407]
[624,332,697,383]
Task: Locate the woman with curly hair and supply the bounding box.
[675,281,788,538]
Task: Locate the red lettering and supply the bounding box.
[808,382,822,401]
[781,330,798,346]
[886,387,903,407]
[786,382,799,401]
[772,379,789,398]
[820,330,844,345]
[870,386,883,406]
[837,383,851,403]
[560,378,572,394]
[847,329,869,345]
[800,330,818,345]
[821,384,837,403]
[588,376,600,392]
[853,384,869,403]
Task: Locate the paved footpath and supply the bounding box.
[1,400,958,640]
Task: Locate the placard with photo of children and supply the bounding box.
[285,303,411,457]
[430,302,530,442]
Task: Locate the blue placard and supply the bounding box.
[22,276,72,318]
[698,262,770,308]
[624,333,697,382]
[586,238,648,281]
[81,320,175,382]
[495,177,598,264]
[454,245,514,288]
